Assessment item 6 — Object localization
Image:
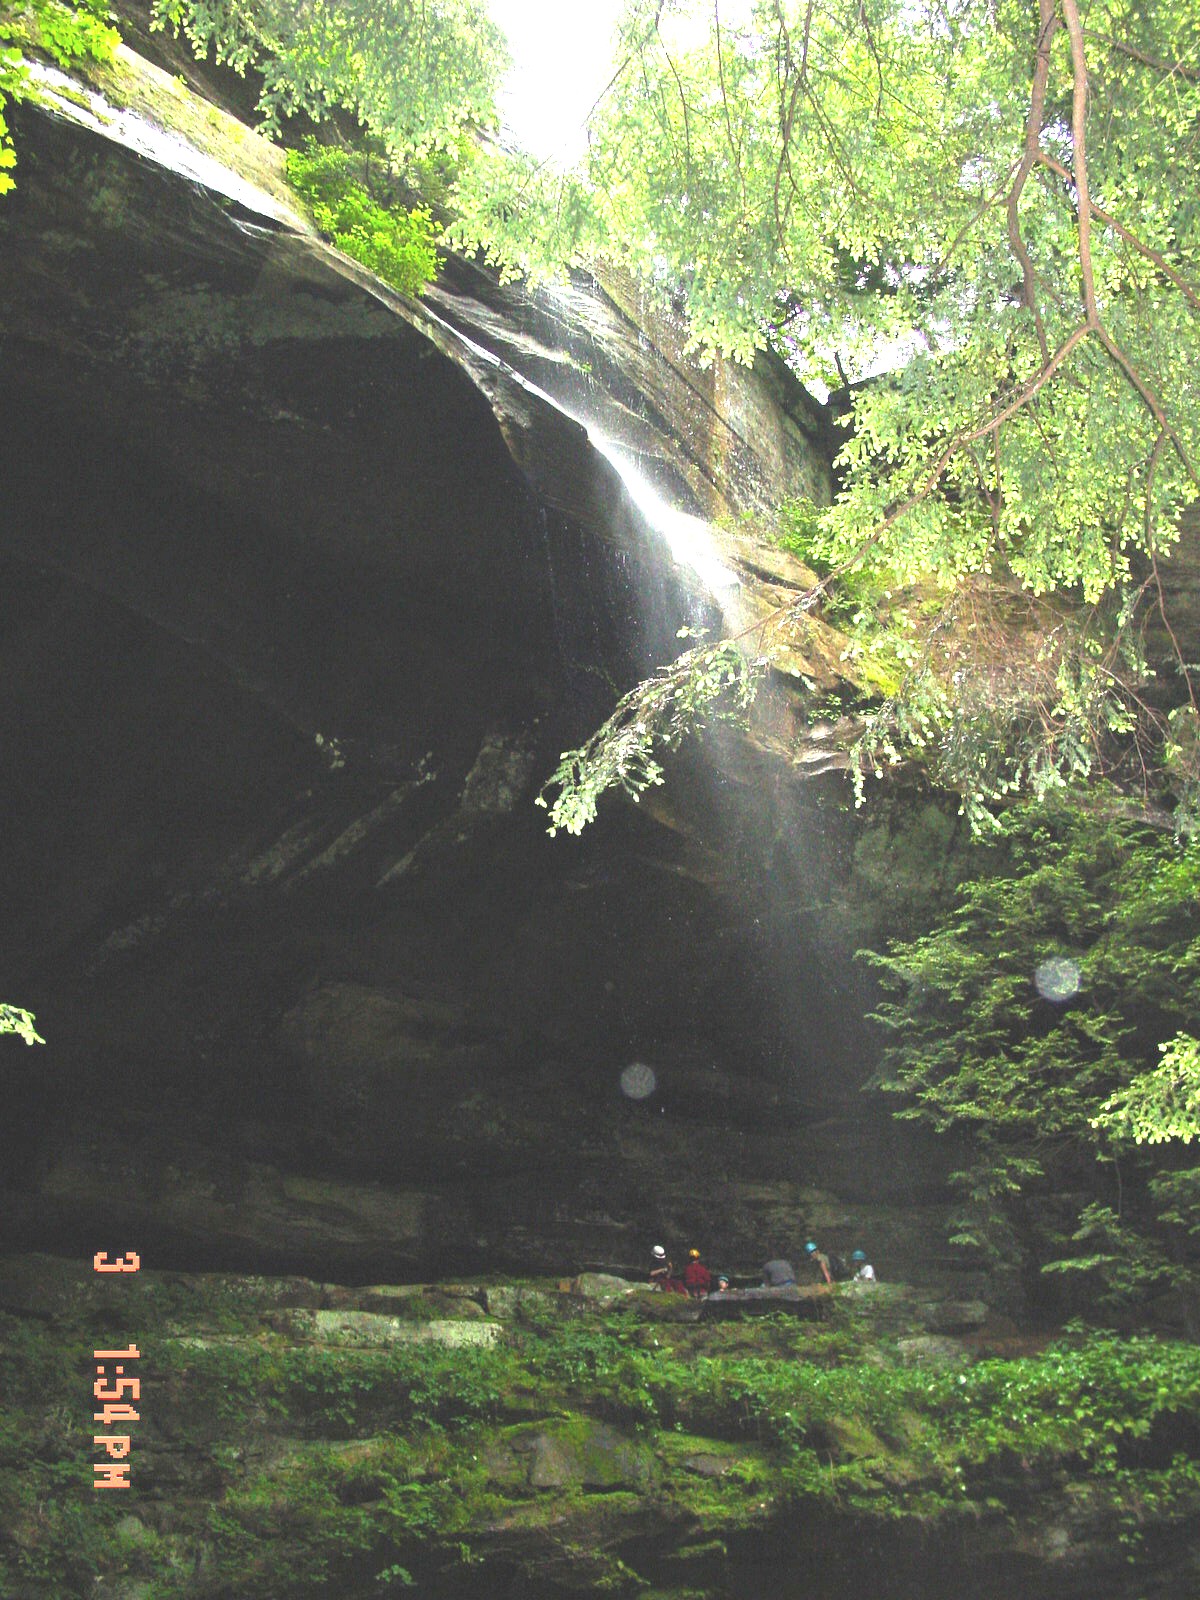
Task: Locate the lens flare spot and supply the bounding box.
[620,1061,657,1100]
[1034,956,1080,1002]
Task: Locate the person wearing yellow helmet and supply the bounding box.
[683,1247,711,1298]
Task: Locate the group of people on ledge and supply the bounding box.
[649,1241,876,1297]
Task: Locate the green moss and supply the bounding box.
[53,38,303,218]
[3,1267,1200,1596]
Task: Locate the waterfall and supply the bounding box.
[587,437,744,624]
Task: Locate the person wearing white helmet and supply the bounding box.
[649,1244,672,1289]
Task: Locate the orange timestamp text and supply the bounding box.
[92,1250,141,1489]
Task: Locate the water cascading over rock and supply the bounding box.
[0,41,957,1286]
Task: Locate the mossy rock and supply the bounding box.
[484,1283,560,1319]
[352,1283,487,1318]
[894,1333,970,1367]
[487,1417,659,1493]
[571,1272,641,1301]
[807,1412,890,1460]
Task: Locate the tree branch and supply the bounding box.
[1144,430,1200,719]
[654,12,694,176]
[1060,0,1098,327]
[714,1,747,214]
[857,0,885,117]
[1094,325,1200,490]
[1005,0,1060,361]
[1036,149,1200,315]
[1085,31,1200,84]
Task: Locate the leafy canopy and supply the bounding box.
[450,0,1200,831]
[151,0,509,159]
[459,0,1199,591]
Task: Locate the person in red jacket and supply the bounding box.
[683,1247,712,1298]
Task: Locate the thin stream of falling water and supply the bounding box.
[588,438,745,625]
[529,281,749,627]
[535,503,573,673]
[420,280,744,634]
[424,278,752,676]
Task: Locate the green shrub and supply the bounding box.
[285,140,441,296]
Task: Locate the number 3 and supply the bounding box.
[93,1252,141,1274]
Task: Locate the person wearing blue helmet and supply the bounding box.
[804,1240,833,1286]
[850,1249,876,1283]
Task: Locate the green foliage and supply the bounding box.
[537,629,759,834]
[1093,1033,1200,1146]
[844,577,1158,834]
[1040,1202,1180,1304]
[161,1334,517,1433]
[151,0,508,159]
[209,1436,468,1593]
[456,0,1200,585]
[776,496,895,632]
[377,1563,415,1588]
[285,139,440,295]
[0,1002,44,1045]
[1151,1166,1200,1240]
[864,797,1200,1295]
[0,1316,144,1593]
[775,493,940,696]
[0,0,118,194]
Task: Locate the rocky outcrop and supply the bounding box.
[0,38,955,1293]
[425,254,835,530]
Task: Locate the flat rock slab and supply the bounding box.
[700,1285,830,1318]
[279,1309,502,1348]
[0,1253,326,1319]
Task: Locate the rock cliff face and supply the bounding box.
[0,42,956,1288]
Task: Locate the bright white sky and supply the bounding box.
[484,2,757,165]
[485,0,629,166]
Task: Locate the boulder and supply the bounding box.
[920,1298,990,1335]
[570,1272,640,1300]
[894,1334,971,1368]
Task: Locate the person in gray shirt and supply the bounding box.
[761,1258,797,1288]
